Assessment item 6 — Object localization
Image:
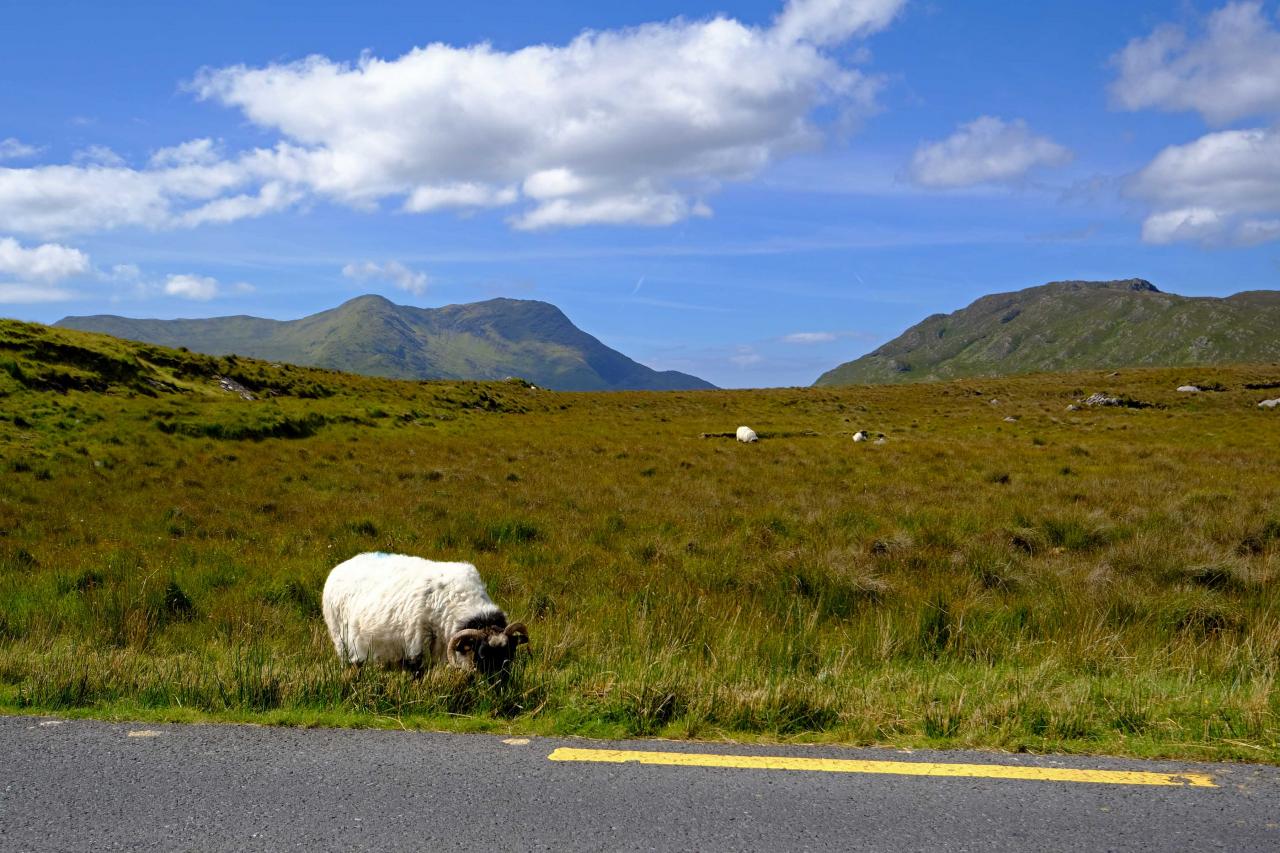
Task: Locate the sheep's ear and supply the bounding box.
[504,622,529,646]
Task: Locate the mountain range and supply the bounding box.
[815,279,1280,386]
[57,295,715,392]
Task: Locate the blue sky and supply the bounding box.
[2,0,1278,387]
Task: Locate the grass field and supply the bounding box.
[2,318,1279,762]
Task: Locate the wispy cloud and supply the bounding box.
[71,145,127,167]
[609,295,737,313]
[780,331,837,344]
[0,138,40,161]
[342,260,429,295]
[729,345,764,367]
[1025,223,1102,243]
[0,283,77,304]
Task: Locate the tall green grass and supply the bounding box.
[1,320,1278,760]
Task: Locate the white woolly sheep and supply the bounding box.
[322,552,527,675]
[852,430,869,442]
[736,426,758,442]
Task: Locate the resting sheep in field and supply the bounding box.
[322,553,528,676]
[736,426,758,443]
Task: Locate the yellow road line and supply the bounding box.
[547,747,1216,788]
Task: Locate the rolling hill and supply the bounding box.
[815,279,1280,386]
[56,295,714,391]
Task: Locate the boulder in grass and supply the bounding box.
[1078,392,1153,409]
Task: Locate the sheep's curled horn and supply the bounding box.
[448,622,530,656]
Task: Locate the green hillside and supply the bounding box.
[815,279,1280,386]
[56,295,715,392]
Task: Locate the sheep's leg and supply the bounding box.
[331,620,359,665]
[403,625,432,679]
[336,657,364,687]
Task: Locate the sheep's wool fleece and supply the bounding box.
[322,553,501,665]
[736,426,758,442]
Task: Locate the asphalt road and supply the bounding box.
[1,715,1276,852]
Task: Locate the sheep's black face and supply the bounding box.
[474,633,517,675]
[450,621,529,678]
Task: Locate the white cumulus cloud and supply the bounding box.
[1237,218,1280,244]
[187,0,902,230]
[342,260,429,296]
[907,117,1072,189]
[148,138,223,169]
[1129,127,1280,246]
[0,151,298,237]
[1110,2,1280,125]
[1112,4,1280,246]
[0,0,904,236]
[404,182,518,214]
[164,273,220,300]
[176,181,304,228]
[0,237,90,282]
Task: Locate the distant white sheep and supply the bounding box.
[322,553,527,675]
[852,430,869,442]
[736,426,758,443]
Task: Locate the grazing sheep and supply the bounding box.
[852,430,869,442]
[322,552,527,675]
[736,426,758,443]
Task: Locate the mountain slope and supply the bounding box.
[56,295,715,391]
[815,279,1280,386]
